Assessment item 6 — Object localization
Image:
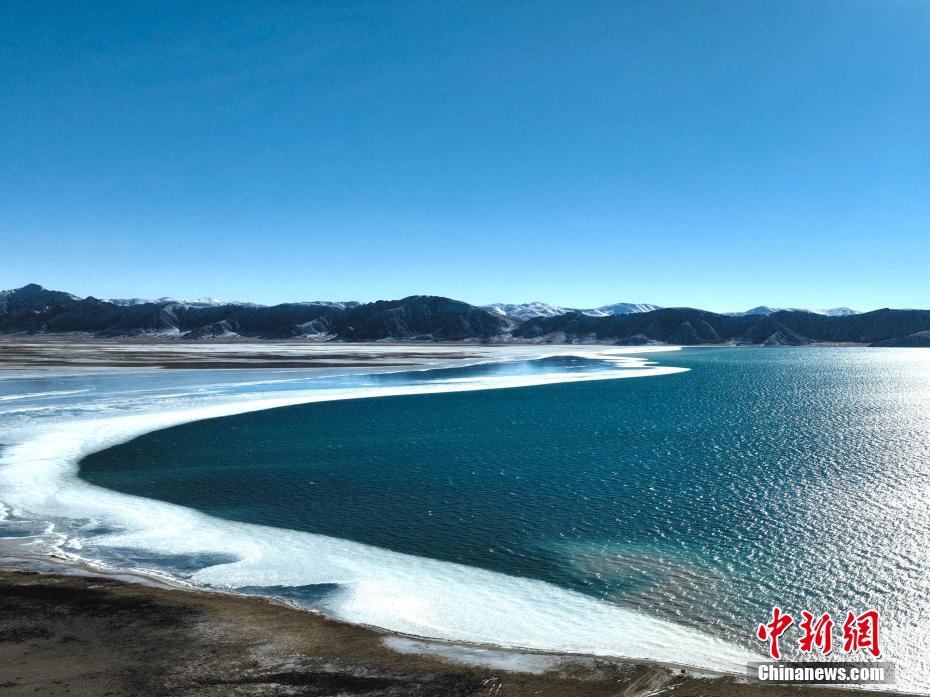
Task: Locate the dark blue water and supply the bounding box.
[79,348,930,679]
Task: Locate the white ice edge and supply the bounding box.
[0,346,761,673]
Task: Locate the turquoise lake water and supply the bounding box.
[78,348,930,683]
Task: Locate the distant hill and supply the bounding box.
[1,284,927,346]
[334,296,514,341]
[730,306,859,317]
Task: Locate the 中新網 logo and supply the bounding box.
[756,607,880,660]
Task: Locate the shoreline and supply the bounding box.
[0,557,901,697]
[0,337,886,371]
[0,537,734,675]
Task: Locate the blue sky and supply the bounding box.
[2,1,928,311]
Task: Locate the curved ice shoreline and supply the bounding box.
[0,347,761,673]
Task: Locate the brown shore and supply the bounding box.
[0,336,486,370]
[0,566,900,697]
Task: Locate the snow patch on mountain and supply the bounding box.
[485,302,661,320]
[105,296,236,308]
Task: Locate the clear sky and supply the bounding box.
[2,1,928,311]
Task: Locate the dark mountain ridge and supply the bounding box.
[1,284,928,346]
[512,306,930,346]
[0,284,513,341]
[333,296,514,341]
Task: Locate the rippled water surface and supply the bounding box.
[74,348,930,687]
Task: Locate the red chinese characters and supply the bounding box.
[842,610,881,658]
[799,611,833,655]
[756,608,880,660]
[757,606,794,659]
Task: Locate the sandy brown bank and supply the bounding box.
[0,570,895,697]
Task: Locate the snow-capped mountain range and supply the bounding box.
[485,302,859,320]
[24,287,859,321]
[105,297,360,310]
[6,284,913,345]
